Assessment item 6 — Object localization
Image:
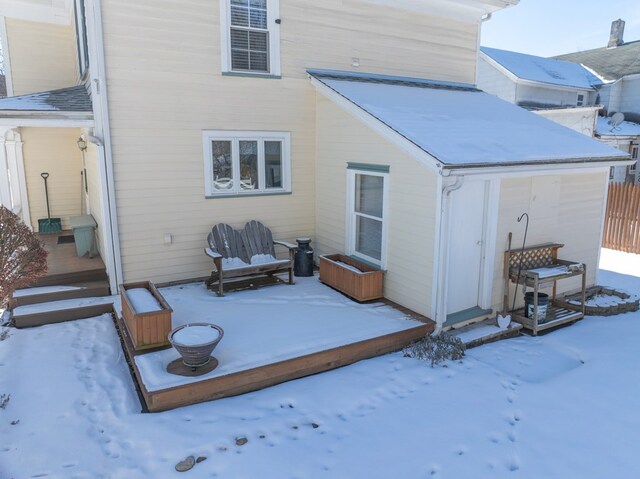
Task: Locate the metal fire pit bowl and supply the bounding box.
[168,323,224,369]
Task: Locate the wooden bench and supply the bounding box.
[204,220,296,296]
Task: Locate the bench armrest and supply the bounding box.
[204,247,222,259]
[273,240,297,250]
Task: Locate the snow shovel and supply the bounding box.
[38,172,62,234]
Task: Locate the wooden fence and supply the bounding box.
[603,182,640,253]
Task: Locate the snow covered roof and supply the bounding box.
[0,85,92,112]
[554,40,640,82]
[481,47,602,90]
[596,117,640,138]
[308,70,628,169]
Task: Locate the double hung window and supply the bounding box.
[204,131,290,196]
[346,167,388,267]
[221,0,280,75]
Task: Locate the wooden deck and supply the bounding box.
[111,284,434,412]
[36,231,107,286]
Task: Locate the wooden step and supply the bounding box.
[11,280,111,308]
[33,268,108,287]
[12,296,116,329]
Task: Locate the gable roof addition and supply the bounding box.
[0,85,92,112]
[481,47,602,89]
[554,41,640,82]
[308,69,628,169]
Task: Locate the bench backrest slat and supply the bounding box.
[208,223,248,262]
[242,220,276,258]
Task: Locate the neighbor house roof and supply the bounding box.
[0,85,92,112]
[480,47,602,89]
[595,117,640,138]
[554,41,640,82]
[308,69,628,169]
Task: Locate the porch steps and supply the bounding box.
[32,267,108,287]
[448,318,522,349]
[11,295,116,329]
[11,280,111,308]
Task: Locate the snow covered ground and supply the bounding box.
[0,249,639,478]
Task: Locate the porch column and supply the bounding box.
[4,129,30,227]
[0,128,13,209]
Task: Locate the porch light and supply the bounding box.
[77,137,88,151]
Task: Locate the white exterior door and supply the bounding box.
[446,180,487,314]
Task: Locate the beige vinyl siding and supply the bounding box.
[81,130,106,256]
[491,171,608,311]
[279,1,478,82]
[315,94,438,317]
[100,0,476,285]
[476,56,517,103]
[21,128,83,231]
[5,18,77,95]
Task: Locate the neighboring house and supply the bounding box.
[555,19,640,183]
[0,0,631,332]
[477,46,603,136]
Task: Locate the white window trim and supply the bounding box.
[629,145,638,173]
[74,0,89,80]
[576,93,585,107]
[345,169,389,269]
[203,130,290,197]
[219,0,281,76]
[0,17,14,96]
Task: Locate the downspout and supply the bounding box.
[87,0,123,293]
[433,173,464,334]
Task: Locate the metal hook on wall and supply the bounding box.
[512,212,530,312]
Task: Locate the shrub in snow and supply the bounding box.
[0,206,47,307]
[403,333,466,367]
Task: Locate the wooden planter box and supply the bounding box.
[120,281,173,351]
[319,254,383,301]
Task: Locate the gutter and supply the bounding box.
[86,0,123,293]
[441,156,632,175]
[433,174,465,334]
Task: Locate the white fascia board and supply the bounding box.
[0,114,93,127]
[309,75,443,174]
[361,0,517,22]
[534,105,601,114]
[622,73,640,82]
[444,160,632,178]
[0,0,72,25]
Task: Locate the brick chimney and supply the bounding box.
[608,19,625,48]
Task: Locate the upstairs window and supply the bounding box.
[220,0,280,76]
[203,131,290,197]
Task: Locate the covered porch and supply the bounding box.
[0,85,115,292]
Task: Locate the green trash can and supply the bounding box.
[70,215,97,258]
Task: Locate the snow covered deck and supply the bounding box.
[116,275,433,411]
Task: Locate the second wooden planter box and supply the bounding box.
[120,281,173,351]
[319,254,383,301]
